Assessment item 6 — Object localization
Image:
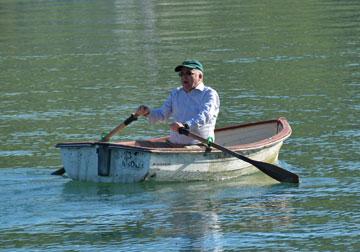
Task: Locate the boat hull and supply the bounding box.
[57,118,291,183]
[59,143,282,183]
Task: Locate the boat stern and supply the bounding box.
[56,142,151,183]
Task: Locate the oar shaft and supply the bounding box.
[102,114,138,142]
[190,132,259,166]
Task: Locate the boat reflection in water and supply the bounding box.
[61,176,296,250]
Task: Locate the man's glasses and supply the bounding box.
[178,71,194,77]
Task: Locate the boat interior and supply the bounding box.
[215,120,283,146]
[114,120,285,150]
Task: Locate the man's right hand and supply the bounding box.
[135,105,150,117]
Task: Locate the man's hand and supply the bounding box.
[135,105,150,117]
[170,122,185,132]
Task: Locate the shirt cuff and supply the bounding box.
[184,120,194,129]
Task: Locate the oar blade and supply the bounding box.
[251,160,299,184]
[51,167,65,176]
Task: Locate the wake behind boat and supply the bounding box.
[56,117,293,183]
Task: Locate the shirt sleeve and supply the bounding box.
[147,90,174,124]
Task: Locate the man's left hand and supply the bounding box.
[170,122,184,132]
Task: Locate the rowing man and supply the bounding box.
[135,60,220,145]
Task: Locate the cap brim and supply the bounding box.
[174,64,202,72]
[174,65,184,72]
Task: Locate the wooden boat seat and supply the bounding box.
[134,140,203,148]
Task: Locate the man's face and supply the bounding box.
[178,68,202,92]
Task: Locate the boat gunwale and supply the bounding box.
[55,117,292,154]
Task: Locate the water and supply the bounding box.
[0,0,359,251]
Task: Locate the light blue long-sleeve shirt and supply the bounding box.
[148,83,220,144]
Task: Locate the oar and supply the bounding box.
[100,113,138,142]
[51,167,65,175]
[51,113,138,176]
[178,128,299,184]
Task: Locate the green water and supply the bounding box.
[0,0,359,251]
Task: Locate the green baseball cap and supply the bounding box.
[174,60,204,72]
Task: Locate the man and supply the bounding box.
[135,60,220,145]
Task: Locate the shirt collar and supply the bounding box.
[194,82,205,91]
[181,82,205,93]
[182,82,205,93]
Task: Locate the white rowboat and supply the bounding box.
[56,117,292,183]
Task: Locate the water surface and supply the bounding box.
[0,0,359,251]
